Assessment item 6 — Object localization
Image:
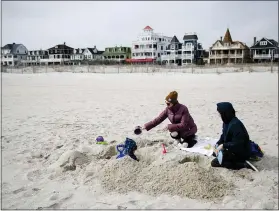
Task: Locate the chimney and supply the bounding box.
[220,36,222,41]
[64,42,66,45]
[13,43,15,45]
[94,45,96,49]
[253,37,256,45]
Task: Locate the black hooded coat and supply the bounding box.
[216,102,251,160]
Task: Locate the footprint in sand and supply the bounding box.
[43,194,73,209]
[26,169,43,181]
[12,187,26,194]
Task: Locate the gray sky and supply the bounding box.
[2,1,278,50]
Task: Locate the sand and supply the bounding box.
[2,71,278,209]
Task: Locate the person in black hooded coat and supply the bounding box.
[212,102,252,170]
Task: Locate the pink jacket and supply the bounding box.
[144,103,197,138]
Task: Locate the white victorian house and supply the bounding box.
[129,26,172,63]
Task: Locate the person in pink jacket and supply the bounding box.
[141,91,197,148]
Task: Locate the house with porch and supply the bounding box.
[160,33,204,66]
[209,28,250,65]
[70,46,104,65]
[42,43,74,65]
[83,47,104,61]
[1,43,28,66]
[103,46,131,63]
[128,26,172,64]
[70,48,85,63]
[25,50,49,66]
[250,37,278,62]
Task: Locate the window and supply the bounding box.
[161,46,163,50]
[260,41,267,46]
[171,44,175,50]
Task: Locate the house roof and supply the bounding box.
[48,44,74,50]
[209,39,249,50]
[183,34,198,40]
[250,37,279,49]
[170,35,180,43]
[269,39,278,46]
[223,28,233,43]
[143,26,153,30]
[87,48,104,55]
[1,43,25,54]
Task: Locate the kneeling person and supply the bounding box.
[212,102,252,170]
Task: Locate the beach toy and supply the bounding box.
[96,141,108,145]
[204,144,212,150]
[162,143,167,154]
[134,126,142,135]
[96,136,104,142]
[217,150,223,165]
[116,144,126,159]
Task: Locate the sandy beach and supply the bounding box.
[2,71,278,209]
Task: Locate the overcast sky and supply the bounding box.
[2,1,278,50]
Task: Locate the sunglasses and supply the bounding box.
[166,102,171,106]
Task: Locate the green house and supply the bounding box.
[103,46,131,61]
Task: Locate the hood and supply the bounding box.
[217,102,236,124]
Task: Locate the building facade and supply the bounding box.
[71,48,85,61]
[1,43,28,66]
[128,26,172,63]
[160,33,204,66]
[103,46,131,62]
[70,46,104,65]
[42,43,74,65]
[25,50,49,66]
[250,37,278,62]
[209,28,250,65]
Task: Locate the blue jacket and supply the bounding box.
[216,102,251,159]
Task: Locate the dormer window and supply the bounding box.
[260,41,267,45]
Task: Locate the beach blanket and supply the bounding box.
[180,137,218,156]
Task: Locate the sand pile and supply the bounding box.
[98,155,234,200]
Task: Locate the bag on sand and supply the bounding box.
[249,141,264,161]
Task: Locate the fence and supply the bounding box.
[1,62,278,74]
